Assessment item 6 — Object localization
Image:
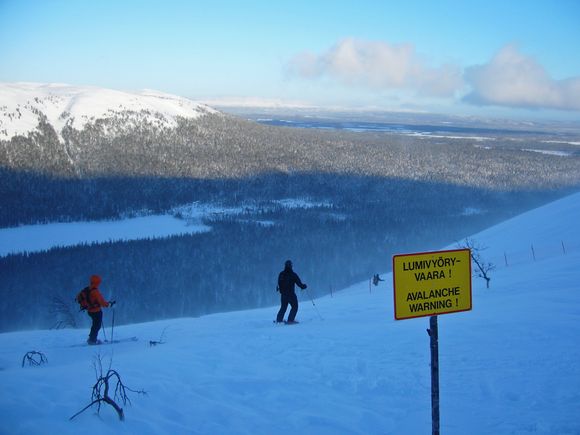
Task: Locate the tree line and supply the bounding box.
[2,112,580,227]
[0,174,566,332]
[2,111,580,331]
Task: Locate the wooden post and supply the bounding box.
[531,244,536,261]
[428,316,440,435]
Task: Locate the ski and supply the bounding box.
[105,336,138,344]
[70,336,138,347]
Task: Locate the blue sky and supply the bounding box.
[1,0,579,120]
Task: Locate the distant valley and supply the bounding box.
[2,83,580,332]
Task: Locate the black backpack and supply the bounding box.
[76,287,93,311]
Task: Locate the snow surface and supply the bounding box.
[1,192,580,434]
[522,148,571,157]
[412,133,495,141]
[542,140,580,146]
[0,82,217,140]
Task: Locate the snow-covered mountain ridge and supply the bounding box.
[0,82,217,140]
[2,82,580,194]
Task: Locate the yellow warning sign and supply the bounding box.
[393,249,472,320]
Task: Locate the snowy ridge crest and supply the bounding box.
[0,82,218,140]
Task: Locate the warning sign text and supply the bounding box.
[393,249,472,320]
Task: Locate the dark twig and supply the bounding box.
[458,237,495,288]
[149,326,169,347]
[70,355,146,421]
[50,296,77,329]
[21,351,48,367]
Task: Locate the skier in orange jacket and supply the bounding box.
[76,275,115,345]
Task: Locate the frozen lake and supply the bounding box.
[0,215,210,257]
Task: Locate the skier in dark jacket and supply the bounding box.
[276,260,307,324]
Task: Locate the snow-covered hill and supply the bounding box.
[0,82,234,177]
[1,192,579,434]
[0,82,217,141]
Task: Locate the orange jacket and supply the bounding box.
[86,287,110,313]
[80,275,109,313]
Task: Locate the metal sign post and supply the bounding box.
[392,248,472,435]
[428,315,440,435]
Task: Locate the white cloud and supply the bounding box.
[288,40,580,113]
[464,44,580,111]
[287,38,463,98]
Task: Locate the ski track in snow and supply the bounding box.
[0,192,580,434]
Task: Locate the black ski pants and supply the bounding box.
[88,311,103,342]
[277,291,298,322]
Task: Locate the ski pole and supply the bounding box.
[305,288,324,321]
[101,317,108,341]
[111,305,116,343]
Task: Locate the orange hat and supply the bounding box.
[90,275,102,287]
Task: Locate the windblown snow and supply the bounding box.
[0,82,217,140]
[0,192,579,434]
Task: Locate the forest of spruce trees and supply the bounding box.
[2,111,580,331]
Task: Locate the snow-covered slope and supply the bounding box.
[0,82,217,140]
[0,192,579,434]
